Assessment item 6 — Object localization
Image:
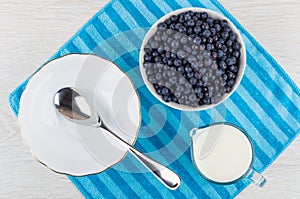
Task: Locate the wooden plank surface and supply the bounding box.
[0,0,299,198]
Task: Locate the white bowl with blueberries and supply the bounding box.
[139,8,246,111]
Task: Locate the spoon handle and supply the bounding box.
[101,124,181,190]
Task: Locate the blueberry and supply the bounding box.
[207,37,214,44]
[162,95,171,102]
[161,87,170,95]
[191,62,199,69]
[174,58,182,67]
[187,19,195,27]
[167,59,173,66]
[152,50,158,57]
[179,17,185,23]
[192,44,199,51]
[226,57,236,66]
[199,44,206,51]
[219,60,227,70]
[176,85,184,93]
[233,42,241,50]
[175,23,182,29]
[227,71,236,79]
[229,32,237,41]
[217,50,224,58]
[206,44,213,51]
[221,45,228,52]
[222,74,228,81]
[201,12,208,19]
[221,31,229,39]
[224,86,231,93]
[195,20,203,27]
[184,88,191,95]
[184,14,192,21]
[183,46,192,54]
[156,87,162,94]
[170,52,176,59]
[154,56,161,63]
[187,55,197,63]
[202,29,211,38]
[183,66,192,73]
[230,65,239,73]
[162,57,169,64]
[189,94,197,102]
[180,36,188,44]
[174,32,182,40]
[197,54,204,61]
[169,76,177,84]
[202,75,209,83]
[194,26,202,34]
[150,41,159,48]
[171,40,179,49]
[158,22,167,29]
[215,69,223,77]
[233,50,240,58]
[215,41,222,49]
[189,34,196,39]
[186,72,194,79]
[211,62,218,70]
[171,15,178,22]
[227,79,235,87]
[210,28,216,36]
[177,66,184,74]
[189,77,197,85]
[167,37,173,44]
[170,23,176,30]
[226,40,233,47]
[195,12,201,18]
[144,54,152,61]
[155,73,162,81]
[193,37,202,45]
[188,10,194,16]
[204,59,212,67]
[211,51,218,59]
[148,75,156,83]
[164,52,172,60]
[207,17,214,25]
[203,51,211,58]
[179,26,187,33]
[154,35,161,41]
[201,22,209,30]
[171,96,178,102]
[187,27,193,35]
[194,86,202,94]
[161,34,168,41]
[214,24,221,32]
[220,19,228,27]
[143,63,152,70]
[221,55,227,61]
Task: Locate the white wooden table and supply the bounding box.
[0,0,299,198]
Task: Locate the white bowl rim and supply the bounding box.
[139,7,246,111]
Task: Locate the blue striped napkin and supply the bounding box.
[9,0,300,198]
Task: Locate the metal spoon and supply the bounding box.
[54,87,181,190]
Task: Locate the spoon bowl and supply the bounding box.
[54,87,100,127]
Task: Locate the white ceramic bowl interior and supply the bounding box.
[139,8,246,111]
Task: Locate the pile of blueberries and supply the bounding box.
[143,10,241,107]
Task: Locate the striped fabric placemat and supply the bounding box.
[9,0,300,198]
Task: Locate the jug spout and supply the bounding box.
[189,126,210,139]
